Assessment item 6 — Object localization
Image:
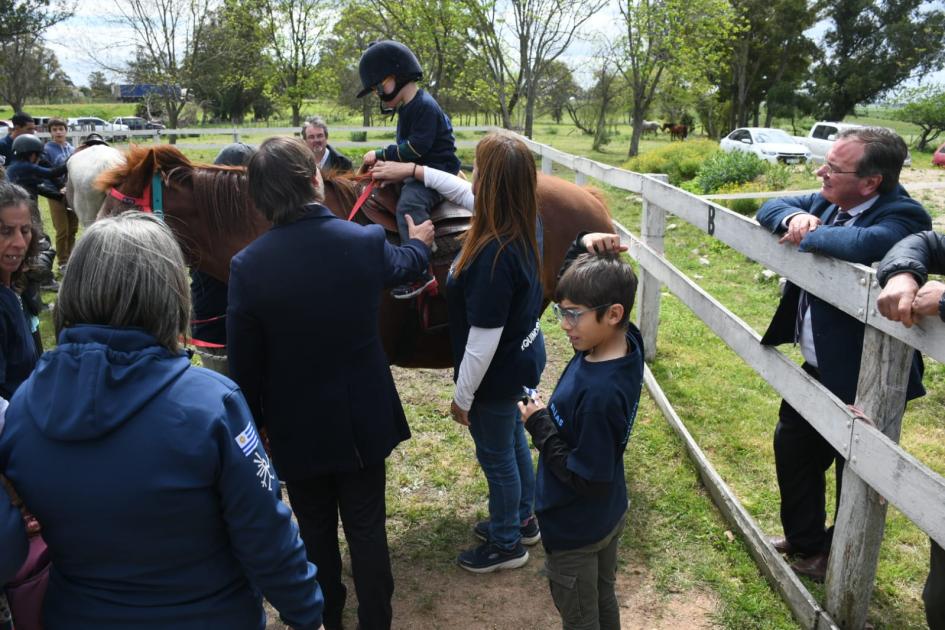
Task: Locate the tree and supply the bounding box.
[261,0,327,126]
[111,0,216,133]
[0,35,67,110]
[811,0,945,122]
[462,0,605,136]
[725,0,815,129]
[88,71,111,99]
[318,1,384,125]
[614,0,737,156]
[188,0,273,124]
[0,0,70,41]
[535,60,578,124]
[895,85,945,151]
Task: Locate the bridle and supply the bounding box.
[108,173,165,221]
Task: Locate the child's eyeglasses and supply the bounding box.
[552,303,610,326]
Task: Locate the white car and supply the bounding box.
[720,127,811,165]
[67,117,131,139]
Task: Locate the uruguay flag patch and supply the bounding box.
[235,421,260,457]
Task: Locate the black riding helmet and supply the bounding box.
[356,40,423,99]
[12,134,44,157]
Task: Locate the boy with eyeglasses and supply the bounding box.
[518,232,643,630]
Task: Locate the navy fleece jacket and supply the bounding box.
[0,325,323,629]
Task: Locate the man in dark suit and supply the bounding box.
[302,116,354,173]
[227,136,433,630]
[756,127,930,582]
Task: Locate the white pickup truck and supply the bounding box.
[794,121,911,166]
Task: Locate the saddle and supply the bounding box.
[352,181,472,332]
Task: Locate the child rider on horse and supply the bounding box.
[357,40,461,300]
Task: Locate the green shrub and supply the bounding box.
[714,181,766,215]
[694,150,766,194]
[622,139,719,185]
[349,131,367,142]
[761,162,792,191]
[545,126,559,135]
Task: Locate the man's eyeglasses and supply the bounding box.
[552,303,610,326]
[821,162,859,176]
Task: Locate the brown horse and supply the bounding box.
[661,122,689,141]
[96,145,614,368]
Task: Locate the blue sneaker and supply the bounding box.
[458,541,529,573]
[473,516,541,546]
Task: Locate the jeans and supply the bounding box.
[468,396,536,550]
[396,178,441,245]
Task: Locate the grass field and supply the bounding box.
[25,103,945,628]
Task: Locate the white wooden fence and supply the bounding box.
[35,125,492,151]
[516,133,945,630]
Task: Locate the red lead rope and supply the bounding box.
[347,180,375,221]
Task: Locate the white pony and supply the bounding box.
[66,144,126,227]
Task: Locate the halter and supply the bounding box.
[108,173,165,221]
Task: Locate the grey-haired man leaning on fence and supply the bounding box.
[755,127,930,582]
[876,231,945,630]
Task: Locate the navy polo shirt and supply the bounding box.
[535,325,644,552]
[446,236,546,402]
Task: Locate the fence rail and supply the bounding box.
[516,132,945,629]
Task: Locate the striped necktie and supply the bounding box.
[795,210,854,341]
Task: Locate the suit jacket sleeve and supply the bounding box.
[226,254,267,427]
[877,230,945,286]
[378,225,431,288]
[798,201,932,265]
[756,194,819,233]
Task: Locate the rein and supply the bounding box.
[346,172,376,222]
[108,173,165,220]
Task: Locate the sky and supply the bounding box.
[46,0,944,93]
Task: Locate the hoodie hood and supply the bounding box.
[19,325,190,441]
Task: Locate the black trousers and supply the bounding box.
[926,539,945,630]
[286,463,394,630]
[774,365,844,555]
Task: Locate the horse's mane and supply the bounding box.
[321,168,360,212]
[97,144,259,240]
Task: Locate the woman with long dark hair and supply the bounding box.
[447,132,546,572]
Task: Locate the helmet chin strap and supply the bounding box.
[374,78,413,116]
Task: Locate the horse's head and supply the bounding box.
[96,144,267,282]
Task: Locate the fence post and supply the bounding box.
[637,174,668,362]
[541,154,552,175]
[575,171,587,186]
[825,322,912,629]
[232,127,240,143]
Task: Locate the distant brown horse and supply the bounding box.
[661,122,689,141]
[96,145,614,368]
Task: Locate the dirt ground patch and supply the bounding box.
[900,167,945,222]
[268,549,718,629]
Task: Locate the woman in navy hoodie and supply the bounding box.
[0,212,325,629]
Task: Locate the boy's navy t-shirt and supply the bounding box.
[384,89,460,174]
[535,324,644,552]
[446,236,546,402]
